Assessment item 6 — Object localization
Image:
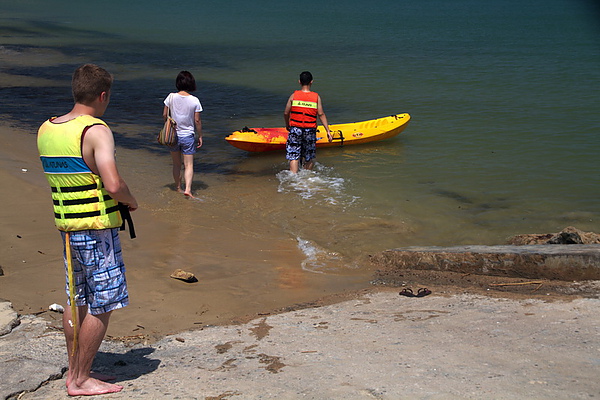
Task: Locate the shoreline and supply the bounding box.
[0,122,373,342]
[2,121,599,343]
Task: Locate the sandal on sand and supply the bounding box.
[399,288,416,297]
[416,288,432,297]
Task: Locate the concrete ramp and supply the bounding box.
[372,244,600,281]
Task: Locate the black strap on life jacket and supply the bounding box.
[55,204,120,220]
[51,182,98,193]
[119,203,136,239]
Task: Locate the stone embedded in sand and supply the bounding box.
[170,269,198,283]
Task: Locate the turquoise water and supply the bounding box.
[1,0,599,269]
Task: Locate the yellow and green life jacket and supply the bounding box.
[37,115,122,232]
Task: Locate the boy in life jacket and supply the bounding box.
[37,64,138,396]
[284,71,332,173]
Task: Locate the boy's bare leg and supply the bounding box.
[63,308,123,396]
[64,305,83,387]
[289,160,300,173]
[303,159,315,171]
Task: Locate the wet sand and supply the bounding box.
[0,122,371,341]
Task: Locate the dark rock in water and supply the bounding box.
[507,226,600,245]
[0,265,3,276]
[547,229,584,244]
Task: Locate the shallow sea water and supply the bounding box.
[1,0,599,272]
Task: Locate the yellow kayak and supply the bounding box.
[225,113,410,152]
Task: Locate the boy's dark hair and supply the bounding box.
[299,71,313,85]
[176,71,197,92]
[72,64,113,105]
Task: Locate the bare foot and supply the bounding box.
[66,371,116,387]
[67,377,123,396]
[184,192,195,199]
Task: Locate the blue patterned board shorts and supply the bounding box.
[286,127,317,161]
[61,228,129,315]
[169,134,197,155]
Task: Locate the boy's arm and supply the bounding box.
[317,95,332,142]
[84,125,138,211]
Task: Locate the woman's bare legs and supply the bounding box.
[183,154,195,197]
[171,151,183,192]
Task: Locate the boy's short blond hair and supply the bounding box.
[72,64,113,105]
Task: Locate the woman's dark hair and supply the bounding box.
[176,71,196,92]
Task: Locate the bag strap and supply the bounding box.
[166,93,174,118]
[166,94,176,127]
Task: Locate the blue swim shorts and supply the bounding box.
[286,127,317,161]
[61,228,129,315]
[169,134,197,155]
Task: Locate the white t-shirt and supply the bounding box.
[164,93,203,137]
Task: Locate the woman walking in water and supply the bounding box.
[163,71,203,197]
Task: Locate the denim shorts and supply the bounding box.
[286,127,317,161]
[169,134,197,155]
[61,228,129,315]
